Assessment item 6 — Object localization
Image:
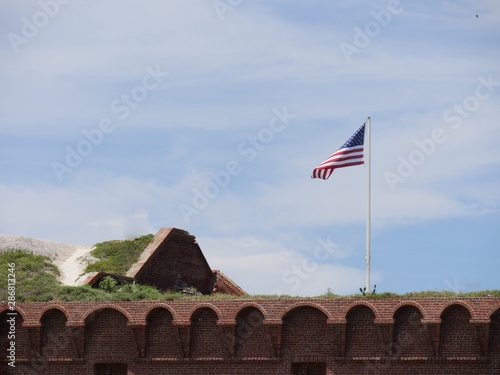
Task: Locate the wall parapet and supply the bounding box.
[2,297,500,326]
[1,297,499,375]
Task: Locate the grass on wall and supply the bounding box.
[1,248,499,302]
[84,234,154,274]
[0,250,187,302]
[0,249,61,302]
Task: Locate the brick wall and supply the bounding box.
[282,306,332,359]
[0,311,30,370]
[85,308,137,363]
[393,305,432,357]
[134,232,214,294]
[40,309,74,358]
[190,307,230,358]
[439,304,479,358]
[491,309,500,355]
[145,307,181,358]
[1,297,500,374]
[235,307,273,358]
[345,305,380,357]
[212,270,247,296]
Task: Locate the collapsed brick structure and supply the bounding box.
[125,228,214,294]
[81,228,246,296]
[1,298,500,374]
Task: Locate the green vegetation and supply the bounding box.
[1,248,499,302]
[84,234,154,274]
[0,248,243,302]
[0,249,61,302]
[56,280,187,302]
[0,248,185,302]
[398,290,500,298]
[359,284,377,296]
[328,289,500,299]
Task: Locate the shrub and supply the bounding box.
[56,285,109,302]
[0,249,61,302]
[98,276,119,292]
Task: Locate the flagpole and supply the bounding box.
[365,116,371,293]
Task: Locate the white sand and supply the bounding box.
[56,245,95,285]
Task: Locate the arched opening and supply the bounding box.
[235,307,272,358]
[488,308,500,355]
[0,310,30,360]
[282,306,330,357]
[85,308,135,361]
[345,305,380,357]
[145,308,181,358]
[189,307,229,358]
[393,305,431,357]
[41,309,74,358]
[440,304,479,357]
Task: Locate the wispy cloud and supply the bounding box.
[1,0,499,294]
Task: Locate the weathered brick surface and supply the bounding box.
[282,306,332,360]
[234,307,273,358]
[491,309,500,355]
[0,311,30,365]
[40,309,74,359]
[1,297,500,374]
[345,305,380,357]
[190,307,230,359]
[393,305,432,357]
[145,307,181,359]
[439,304,479,358]
[85,308,137,362]
[129,228,215,294]
[213,270,247,296]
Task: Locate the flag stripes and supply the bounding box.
[311,123,365,180]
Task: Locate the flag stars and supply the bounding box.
[311,123,366,180]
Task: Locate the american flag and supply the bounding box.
[311,123,365,180]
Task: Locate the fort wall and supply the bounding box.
[1,297,500,374]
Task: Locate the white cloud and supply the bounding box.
[0,171,184,244]
[1,1,499,295]
[199,235,372,296]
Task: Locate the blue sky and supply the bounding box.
[1,1,499,296]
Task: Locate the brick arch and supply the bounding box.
[145,306,181,359]
[345,303,381,357]
[487,303,500,321]
[440,303,480,357]
[190,305,230,358]
[141,303,177,324]
[281,304,332,358]
[392,301,427,320]
[37,305,71,323]
[392,304,432,357]
[82,304,132,324]
[235,302,268,322]
[40,308,74,358]
[281,302,332,320]
[235,306,273,358]
[489,307,500,355]
[343,301,379,320]
[0,307,30,360]
[0,305,28,322]
[84,305,135,361]
[438,300,476,321]
[188,303,223,322]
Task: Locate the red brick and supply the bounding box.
[1,298,500,374]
